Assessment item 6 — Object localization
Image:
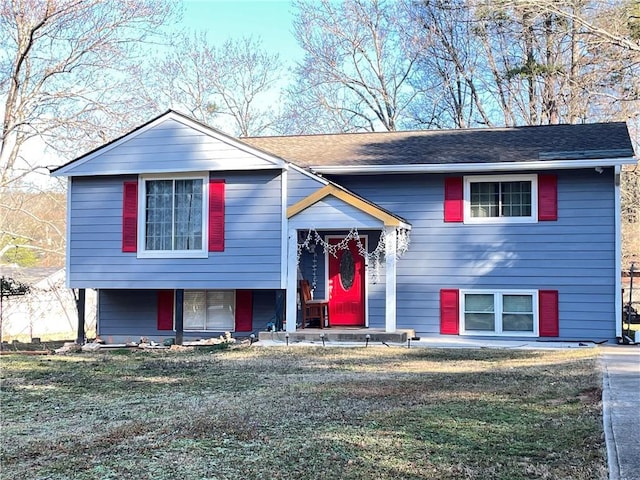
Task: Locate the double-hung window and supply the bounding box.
[461,290,538,336]
[184,290,235,331]
[139,174,208,258]
[464,175,537,224]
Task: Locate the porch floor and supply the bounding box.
[258,328,416,345]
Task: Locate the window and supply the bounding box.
[184,290,235,331]
[461,290,538,336]
[139,174,208,258]
[464,175,537,224]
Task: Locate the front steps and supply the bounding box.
[258,328,416,345]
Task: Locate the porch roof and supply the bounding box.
[287,184,411,229]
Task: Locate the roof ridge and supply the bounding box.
[244,121,630,141]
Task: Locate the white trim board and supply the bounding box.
[311,157,637,175]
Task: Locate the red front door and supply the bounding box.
[328,237,365,326]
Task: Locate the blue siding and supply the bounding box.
[69,170,283,289]
[65,119,282,176]
[290,196,384,229]
[287,167,326,207]
[98,288,280,343]
[331,170,617,340]
[98,289,159,342]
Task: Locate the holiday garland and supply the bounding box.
[297,227,410,286]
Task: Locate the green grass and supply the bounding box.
[0,347,606,480]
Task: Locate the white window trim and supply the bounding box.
[460,289,539,337]
[464,174,538,224]
[137,172,209,259]
[183,289,236,332]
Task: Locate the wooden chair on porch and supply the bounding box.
[299,280,330,329]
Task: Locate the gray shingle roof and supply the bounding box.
[244,122,635,167]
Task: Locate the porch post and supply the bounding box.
[286,228,298,333]
[175,289,184,345]
[385,226,397,333]
[76,288,86,345]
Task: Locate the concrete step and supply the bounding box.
[258,328,415,344]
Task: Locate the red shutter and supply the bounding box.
[208,179,225,252]
[538,174,558,221]
[440,289,460,334]
[157,290,174,331]
[444,177,463,222]
[122,181,138,252]
[539,290,559,337]
[235,290,253,332]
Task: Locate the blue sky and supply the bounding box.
[180,0,304,67]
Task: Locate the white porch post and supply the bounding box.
[286,228,298,333]
[385,226,397,333]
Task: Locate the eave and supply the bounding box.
[310,157,638,175]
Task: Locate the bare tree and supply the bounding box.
[514,0,640,52]
[471,1,584,125]
[406,0,639,128]
[406,0,494,128]
[209,37,283,137]
[141,31,222,127]
[0,188,66,266]
[470,0,640,125]
[284,0,428,133]
[621,162,640,267]
[0,0,178,186]
[621,114,639,268]
[143,34,282,137]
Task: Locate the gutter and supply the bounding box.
[311,157,637,175]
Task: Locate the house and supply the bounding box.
[51,111,637,343]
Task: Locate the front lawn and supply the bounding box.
[0,346,606,480]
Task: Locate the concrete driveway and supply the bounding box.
[601,346,640,480]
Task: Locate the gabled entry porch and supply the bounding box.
[285,184,411,333]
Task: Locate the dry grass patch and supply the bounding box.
[0,346,606,480]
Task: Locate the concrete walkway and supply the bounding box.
[601,346,640,480]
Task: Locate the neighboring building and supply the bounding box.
[0,266,96,341]
[51,111,636,343]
